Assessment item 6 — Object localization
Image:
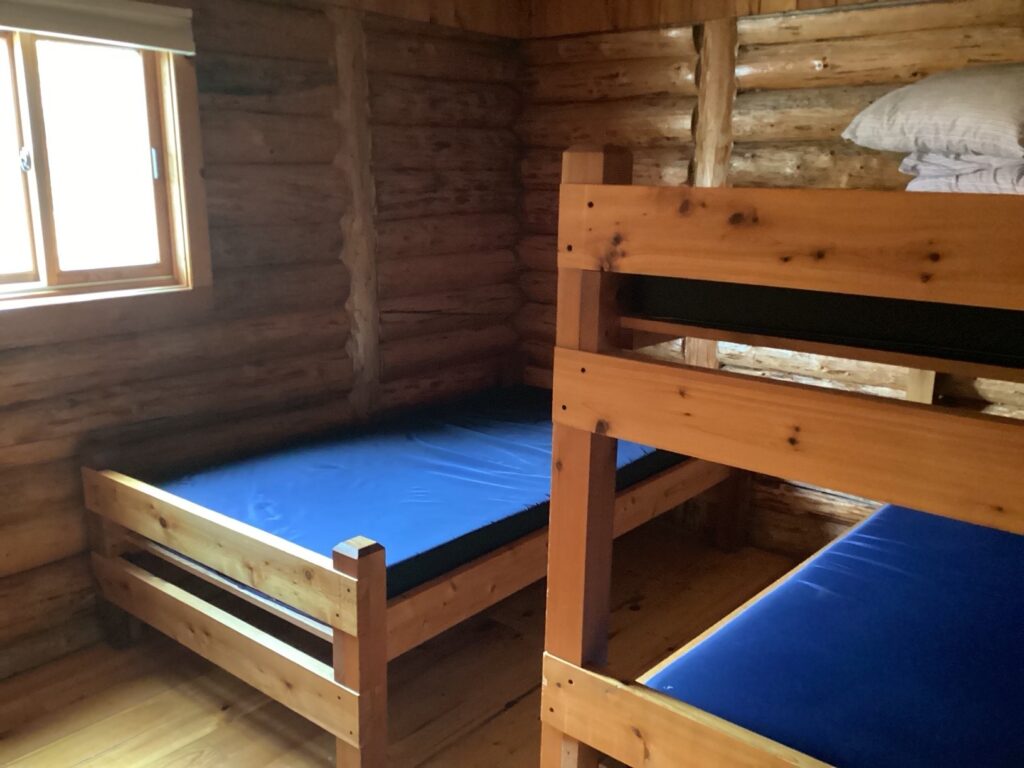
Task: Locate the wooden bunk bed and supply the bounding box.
[540,147,1024,767]
[81,386,731,767]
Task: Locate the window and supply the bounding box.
[0,2,208,307]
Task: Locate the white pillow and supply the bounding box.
[902,153,1024,195]
[843,64,1024,160]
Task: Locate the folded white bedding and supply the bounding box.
[901,152,1024,194]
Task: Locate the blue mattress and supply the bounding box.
[646,505,1024,768]
[157,387,681,598]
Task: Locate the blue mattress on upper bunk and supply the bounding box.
[156,387,681,598]
[645,505,1024,768]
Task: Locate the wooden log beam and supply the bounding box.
[558,185,1024,311]
[553,348,1024,534]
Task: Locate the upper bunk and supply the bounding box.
[550,146,1024,535]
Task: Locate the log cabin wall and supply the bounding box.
[0,2,529,682]
[0,0,356,680]
[517,0,1024,554]
[516,25,699,383]
[362,15,524,410]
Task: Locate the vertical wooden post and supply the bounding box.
[333,536,388,768]
[87,513,143,647]
[686,16,738,369]
[541,147,631,768]
[333,8,380,420]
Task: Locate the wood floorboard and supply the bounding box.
[0,517,795,767]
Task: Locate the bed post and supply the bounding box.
[541,146,633,768]
[333,536,388,768]
[87,513,144,647]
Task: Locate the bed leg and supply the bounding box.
[333,537,388,768]
[88,514,143,648]
[712,470,753,552]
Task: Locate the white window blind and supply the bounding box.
[0,0,194,55]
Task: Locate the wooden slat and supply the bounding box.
[386,458,730,659]
[620,316,1024,384]
[542,655,828,768]
[91,554,359,746]
[553,348,1024,533]
[82,469,357,633]
[558,184,1024,311]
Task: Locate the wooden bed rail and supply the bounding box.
[552,347,1024,535]
[558,184,1024,312]
[83,467,388,766]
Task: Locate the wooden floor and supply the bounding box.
[0,517,794,767]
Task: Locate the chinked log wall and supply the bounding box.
[0,2,526,681]
[515,0,1024,554]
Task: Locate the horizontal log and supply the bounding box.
[750,476,877,557]
[554,348,1024,532]
[0,555,95,647]
[365,27,521,83]
[380,284,522,342]
[205,164,347,227]
[528,57,698,103]
[368,73,521,128]
[86,395,357,479]
[210,223,343,268]
[192,0,333,62]
[518,235,557,273]
[515,302,556,342]
[737,0,1024,45]
[737,25,1024,90]
[381,325,518,380]
[0,502,86,578]
[379,358,509,413]
[375,169,518,220]
[520,270,557,305]
[202,109,338,165]
[522,339,555,371]
[522,189,559,235]
[524,26,697,65]
[372,126,518,171]
[0,459,81,515]
[729,141,906,189]
[212,264,350,317]
[378,250,517,299]
[522,147,692,190]
[0,612,101,681]
[376,214,519,260]
[0,352,353,451]
[519,96,696,149]
[197,53,336,116]
[559,184,1024,311]
[732,84,893,143]
[0,309,349,409]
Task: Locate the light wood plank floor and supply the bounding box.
[0,517,794,767]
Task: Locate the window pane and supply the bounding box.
[0,37,34,277]
[37,40,161,272]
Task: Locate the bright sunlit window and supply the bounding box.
[1,20,203,305]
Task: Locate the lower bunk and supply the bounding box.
[542,504,1024,768]
[82,386,731,766]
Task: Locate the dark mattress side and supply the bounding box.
[630,277,1024,368]
[154,386,683,599]
[646,505,1024,768]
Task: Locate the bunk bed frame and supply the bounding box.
[82,406,730,767]
[539,147,1024,767]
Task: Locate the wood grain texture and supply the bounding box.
[553,348,1024,533]
[559,184,1024,311]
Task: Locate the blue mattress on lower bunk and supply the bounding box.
[646,505,1024,768]
[157,387,681,598]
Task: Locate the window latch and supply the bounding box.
[19,147,31,173]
